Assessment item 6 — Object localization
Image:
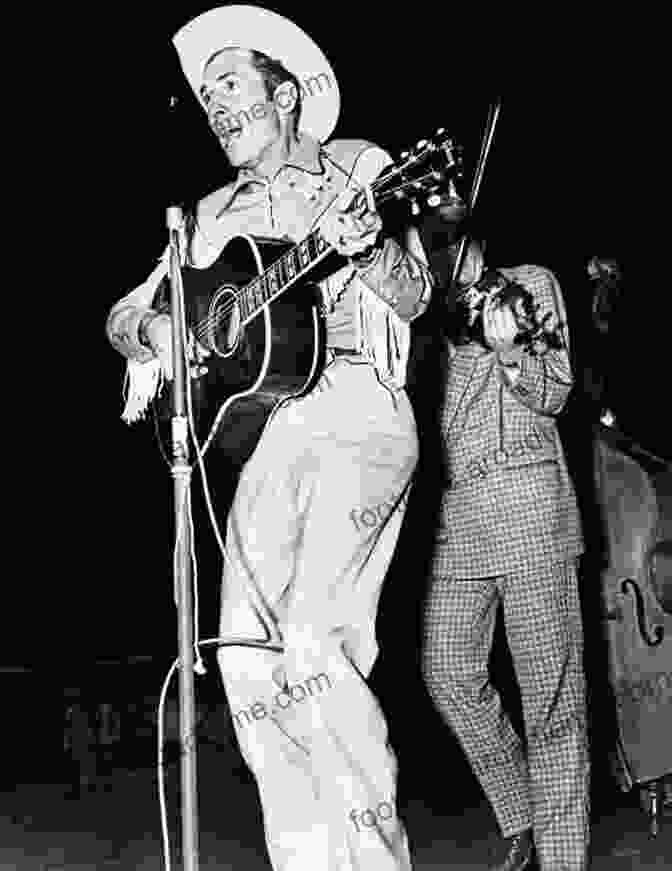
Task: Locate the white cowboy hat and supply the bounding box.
[173,5,340,143]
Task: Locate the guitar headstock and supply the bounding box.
[373,129,466,216]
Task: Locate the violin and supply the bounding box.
[454,268,566,355]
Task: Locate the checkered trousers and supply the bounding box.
[422,559,590,871]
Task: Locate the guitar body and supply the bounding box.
[155,235,326,472]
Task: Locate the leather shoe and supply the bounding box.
[490,827,533,871]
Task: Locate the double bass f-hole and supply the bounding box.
[621,578,665,647]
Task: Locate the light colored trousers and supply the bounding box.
[422,561,590,871]
[217,358,417,871]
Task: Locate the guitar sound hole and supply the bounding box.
[207,287,242,357]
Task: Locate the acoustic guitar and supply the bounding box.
[153,130,464,470]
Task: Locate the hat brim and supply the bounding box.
[173,5,340,143]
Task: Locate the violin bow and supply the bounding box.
[450,98,501,287]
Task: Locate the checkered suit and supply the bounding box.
[432,265,583,578]
[422,265,590,870]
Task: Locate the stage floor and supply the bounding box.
[2,738,670,871]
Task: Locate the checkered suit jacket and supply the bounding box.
[433,264,584,578]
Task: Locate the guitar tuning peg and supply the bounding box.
[416,139,428,150]
[400,150,409,159]
[410,200,421,216]
[427,194,441,208]
[436,127,445,135]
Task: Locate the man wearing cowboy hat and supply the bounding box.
[106,6,434,870]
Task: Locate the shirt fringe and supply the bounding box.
[121,358,166,424]
[358,286,410,391]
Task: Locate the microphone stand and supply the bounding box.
[166,204,200,871]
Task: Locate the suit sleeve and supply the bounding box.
[496,266,574,416]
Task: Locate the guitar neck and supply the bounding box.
[238,227,334,325]
[227,130,463,324]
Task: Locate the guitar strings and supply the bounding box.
[190,166,439,343]
[190,173,395,344]
[188,164,414,343]
[190,164,442,346]
[189,185,420,347]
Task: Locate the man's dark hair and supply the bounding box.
[249,50,302,131]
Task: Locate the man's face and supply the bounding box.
[201,48,281,168]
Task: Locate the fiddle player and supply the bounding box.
[419,205,590,870]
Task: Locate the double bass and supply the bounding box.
[593,422,672,835]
